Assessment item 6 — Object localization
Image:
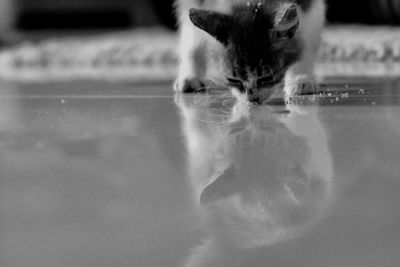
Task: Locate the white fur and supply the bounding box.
[174,0,326,99]
[176,94,333,266]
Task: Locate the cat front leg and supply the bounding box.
[283,38,320,97]
[174,22,208,93]
[284,70,318,97]
[283,0,325,98]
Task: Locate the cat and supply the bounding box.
[174,0,325,103]
[175,94,333,266]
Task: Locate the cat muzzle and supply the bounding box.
[247,86,279,103]
[247,89,260,103]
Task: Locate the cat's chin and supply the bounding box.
[231,86,283,105]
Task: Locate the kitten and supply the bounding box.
[176,94,333,265]
[174,0,325,103]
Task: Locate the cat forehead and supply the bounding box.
[224,6,273,72]
[230,3,275,28]
[226,6,301,77]
[226,5,282,49]
[228,0,314,12]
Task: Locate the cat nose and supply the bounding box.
[248,88,256,95]
[248,95,259,102]
[247,88,259,102]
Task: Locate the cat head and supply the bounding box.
[189,2,301,103]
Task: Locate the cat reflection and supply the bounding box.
[176,94,333,265]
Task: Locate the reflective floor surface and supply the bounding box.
[0,79,400,267]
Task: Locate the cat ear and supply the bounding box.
[200,166,236,206]
[189,8,232,45]
[271,4,299,39]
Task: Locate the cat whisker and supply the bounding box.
[198,118,229,128]
[222,98,236,108]
[208,77,230,89]
[205,113,230,119]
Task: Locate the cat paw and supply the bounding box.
[284,76,317,97]
[174,77,206,93]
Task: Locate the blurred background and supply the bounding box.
[0,0,399,34]
[0,0,399,82]
[0,2,399,267]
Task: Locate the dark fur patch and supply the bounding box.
[196,0,315,10]
[189,9,232,45]
[223,3,302,86]
[188,1,309,93]
[294,0,315,12]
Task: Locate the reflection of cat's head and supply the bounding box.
[177,95,333,249]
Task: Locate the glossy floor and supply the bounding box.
[0,80,400,267]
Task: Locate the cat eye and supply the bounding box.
[226,78,245,92]
[257,75,275,87]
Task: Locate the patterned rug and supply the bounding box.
[0,26,400,82]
